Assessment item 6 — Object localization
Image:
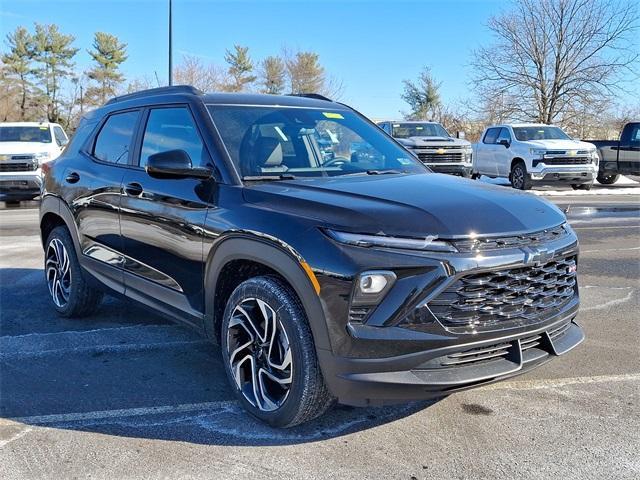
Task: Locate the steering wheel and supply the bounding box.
[323,157,349,168]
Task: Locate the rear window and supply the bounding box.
[93,111,139,164]
[0,126,52,143]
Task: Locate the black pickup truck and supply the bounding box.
[585,121,640,184]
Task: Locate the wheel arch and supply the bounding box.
[204,235,331,352]
[39,195,82,254]
[511,157,527,171]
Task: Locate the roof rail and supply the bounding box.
[287,93,333,102]
[106,85,204,105]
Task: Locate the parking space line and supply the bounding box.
[5,401,235,426]
[480,373,640,391]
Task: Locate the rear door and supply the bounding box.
[71,110,140,292]
[618,123,640,174]
[119,104,216,325]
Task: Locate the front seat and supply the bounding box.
[245,137,284,175]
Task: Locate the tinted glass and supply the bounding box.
[53,126,67,145]
[512,126,571,141]
[0,126,52,143]
[483,128,500,144]
[93,111,139,164]
[626,124,640,145]
[139,107,205,168]
[208,106,426,179]
[496,128,511,143]
[391,123,449,138]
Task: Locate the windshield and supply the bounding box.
[0,126,52,143]
[512,126,571,141]
[391,123,449,139]
[208,106,427,179]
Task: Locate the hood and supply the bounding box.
[0,141,54,155]
[243,173,566,238]
[523,139,596,151]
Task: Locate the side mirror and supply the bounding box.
[498,139,510,148]
[456,131,466,139]
[146,149,212,179]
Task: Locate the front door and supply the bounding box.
[119,105,217,325]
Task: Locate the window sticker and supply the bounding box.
[322,112,344,120]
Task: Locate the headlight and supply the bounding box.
[589,149,599,163]
[530,148,546,156]
[34,152,52,163]
[324,229,457,252]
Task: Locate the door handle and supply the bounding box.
[124,182,143,196]
[65,172,80,184]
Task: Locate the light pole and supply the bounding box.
[168,0,173,86]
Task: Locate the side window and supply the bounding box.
[483,128,500,144]
[625,125,640,145]
[139,107,206,168]
[93,111,139,164]
[379,123,389,133]
[496,127,512,143]
[53,126,68,146]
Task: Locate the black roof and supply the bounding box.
[104,85,344,110]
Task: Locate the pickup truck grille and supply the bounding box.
[428,254,577,329]
[417,151,463,163]
[0,162,38,172]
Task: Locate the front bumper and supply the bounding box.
[529,165,596,184]
[0,170,42,198]
[427,163,473,176]
[320,306,583,406]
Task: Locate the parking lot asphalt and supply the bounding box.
[1,188,639,480]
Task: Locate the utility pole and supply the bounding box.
[168,0,173,86]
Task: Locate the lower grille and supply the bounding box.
[428,254,577,329]
[441,341,511,366]
[417,152,463,163]
[348,307,372,323]
[0,162,38,172]
[533,157,589,167]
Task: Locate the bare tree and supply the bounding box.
[174,55,229,92]
[472,0,638,125]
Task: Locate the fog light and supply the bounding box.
[352,270,396,306]
[360,273,388,294]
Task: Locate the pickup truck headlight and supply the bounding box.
[463,146,473,163]
[324,229,458,252]
[589,149,599,164]
[529,148,546,157]
[34,152,53,164]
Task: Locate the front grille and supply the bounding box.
[533,157,589,166]
[417,151,463,163]
[0,162,38,172]
[452,224,569,252]
[428,254,577,329]
[348,307,372,323]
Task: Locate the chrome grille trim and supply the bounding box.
[452,224,568,252]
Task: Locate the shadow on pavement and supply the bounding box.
[0,267,438,446]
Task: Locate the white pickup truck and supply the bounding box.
[472,124,599,190]
[0,122,68,201]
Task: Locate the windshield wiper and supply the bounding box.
[366,169,403,175]
[242,174,297,182]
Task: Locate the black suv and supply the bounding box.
[40,86,584,427]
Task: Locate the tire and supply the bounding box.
[45,226,103,317]
[471,173,481,180]
[510,161,531,190]
[571,183,593,191]
[597,173,620,185]
[221,275,334,427]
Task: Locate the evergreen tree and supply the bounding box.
[224,45,256,92]
[286,51,324,94]
[85,32,128,105]
[32,23,79,122]
[260,56,286,94]
[401,67,442,120]
[1,27,35,120]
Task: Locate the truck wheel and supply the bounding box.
[221,275,334,427]
[571,183,593,191]
[45,226,104,317]
[597,173,620,185]
[471,173,481,180]
[510,162,531,190]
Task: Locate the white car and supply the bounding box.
[472,124,599,190]
[0,122,68,201]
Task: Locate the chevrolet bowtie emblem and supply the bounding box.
[436,148,446,154]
